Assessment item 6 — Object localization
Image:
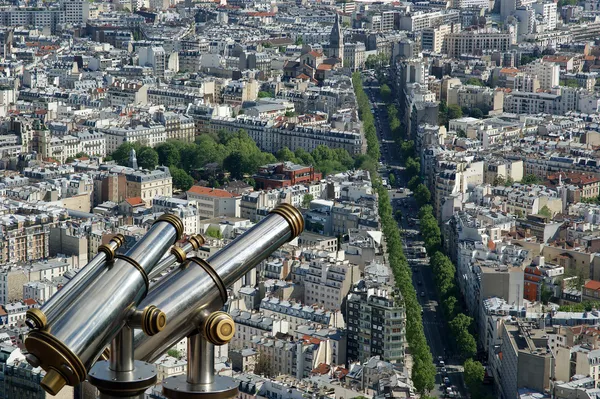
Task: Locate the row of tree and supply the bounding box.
[352,71,436,393]
[108,131,360,191]
[385,96,488,395]
[352,72,381,165]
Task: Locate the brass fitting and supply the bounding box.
[26,308,47,330]
[25,330,86,395]
[98,244,116,262]
[171,246,187,263]
[202,311,235,346]
[41,368,67,396]
[270,203,304,239]
[110,233,125,247]
[154,214,184,241]
[141,305,167,336]
[188,234,205,250]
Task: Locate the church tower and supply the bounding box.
[330,13,344,66]
[129,148,138,169]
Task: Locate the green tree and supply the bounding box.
[465,78,484,86]
[539,205,552,218]
[295,36,303,45]
[395,210,403,222]
[541,281,553,305]
[414,184,431,207]
[111,142,141,166]
[167,349,180,359]
[562,79,579,88]
[405,157,420,177]
[470,108,484,118]
[170,166,194,191]
[443,296,458,319]
[521,174,542,185]
[137,147,159,170]
[407,175,421,191]
[447,104,463,120]
[156,141,182,167]
[254,350,274,377]
[74,152,89,158]
[205,226,223,239]
[380,84,392,102]
[464,359,485,394]
[302,194,314,208]
[276,147,297,162]
[493,175,506,186]
[389,173,396,186]
[258,91,273,98]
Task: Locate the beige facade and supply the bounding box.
[126,166,173,206]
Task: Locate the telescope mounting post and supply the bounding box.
[88,303,168,399]
[88,326,158,399]
[162,312,238,399]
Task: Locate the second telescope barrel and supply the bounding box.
[26,234,125,330]
[133,204,304,362]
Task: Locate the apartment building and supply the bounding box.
[343,42,366,72]
[259,297,341,331]
[422,23,458,54]
[107,81,149,107]
[0,207,69,266]
[346,283,405,364]
[153,111,195,142]
[201,116,365,156]
[240,190,280,222]
[254,162,322,190]
[456,241,528,321]
[0,258,73,304]
[187,185,240,219]
[125,166,173,206]
[494,320,553,399]
[446,29,513,58]
[102,121,166,153]
[303,255,360,311]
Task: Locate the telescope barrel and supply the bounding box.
[133,204,303,362]
[25,214,184,396]
[26,234,126,330]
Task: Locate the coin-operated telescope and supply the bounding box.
[25,203,304,399]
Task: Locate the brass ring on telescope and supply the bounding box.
[187,257,228,304]
[26,308,47,330]
[270,203,305,239]
[171,246,187,263]
[110,233,125,247]
[98,244,116,262]
[141,305,167,336]
[188,234,205,250]
[25,330,86,395]
[100,347,110,361]
[202,311,235,346]
[154,214,184,240]
[114,254,149,290]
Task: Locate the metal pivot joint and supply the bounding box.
[162,312,238,399]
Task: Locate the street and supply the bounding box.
[365,80,465,398]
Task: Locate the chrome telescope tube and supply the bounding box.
[148,234,205,281]
[26,234,126,330]
[133,204,303,362]
[24,214,184,396]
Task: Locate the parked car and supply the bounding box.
[443,377,451,387]
[440,367,447,376]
